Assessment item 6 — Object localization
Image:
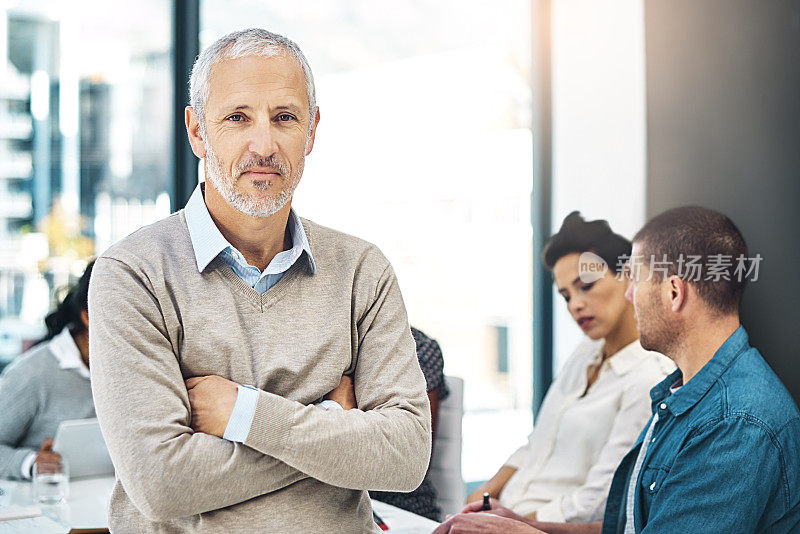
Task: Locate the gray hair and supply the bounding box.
[189,28,317,135]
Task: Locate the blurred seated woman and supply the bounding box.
[466,212,674,523]
[0,260,96,479]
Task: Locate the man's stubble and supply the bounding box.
[204,140,303,218]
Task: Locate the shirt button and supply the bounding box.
[651,437,656,442]
[659,403,667,410]
[650,482,656,490]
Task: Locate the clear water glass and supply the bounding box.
[32,459,69,505]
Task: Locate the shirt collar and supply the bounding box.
[49,328,90,380]
[649,325,749,416]
[184,183,315,274]
[606,339,652,376]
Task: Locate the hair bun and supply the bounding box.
[560,211,612,238]
[543,211,631,272]
[561,211,585,229]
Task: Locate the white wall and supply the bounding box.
[549,0,647,372]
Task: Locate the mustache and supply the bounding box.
[235,154,289,177]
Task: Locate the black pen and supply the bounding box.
[482,492,491,511]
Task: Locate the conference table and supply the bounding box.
[0,476,440,533]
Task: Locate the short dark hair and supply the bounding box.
[542,211,631,273]
[633,206,748,315]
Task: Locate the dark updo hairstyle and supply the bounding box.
[542,211,631,274]
[37,259,96,345]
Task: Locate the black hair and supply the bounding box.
[633,206,748,315]
[542,211,632,273]
[36,259,96,345]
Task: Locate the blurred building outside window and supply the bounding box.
[0,0,172,368]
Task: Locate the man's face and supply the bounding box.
[201,53,316,218]
[625,242,676,355]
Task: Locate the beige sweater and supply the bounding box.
[88,212,431,533]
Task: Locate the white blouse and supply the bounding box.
[499,338,675,523]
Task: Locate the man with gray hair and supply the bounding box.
[88,28,431,533]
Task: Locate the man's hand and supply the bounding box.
[459,497,524,521]
[33,438,62,474]
[456,500,603,534]
[323,374,356,410]
[185,375,240,438]
[433,512,546,534]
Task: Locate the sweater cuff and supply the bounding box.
[535,498,566,523]
[242,389,298,455]
[20,451,37,480]
[222,385,259,443]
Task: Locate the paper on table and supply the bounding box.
[371,500,440,533]
[0,515,67,534]
[0,505,41,522]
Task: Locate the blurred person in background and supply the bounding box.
[0,260,95,480]
[437,206,800,534]
[466,212,674,523]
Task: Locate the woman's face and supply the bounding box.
[552,252,632,341]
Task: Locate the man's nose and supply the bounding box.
[247,122,278,156]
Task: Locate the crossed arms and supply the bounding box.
[88,256,431,521]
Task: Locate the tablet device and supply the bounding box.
[53,418,115,479]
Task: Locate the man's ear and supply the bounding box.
[305,108,321,155]
[80,309,89,330]
[185,106,206,159]
[667,275,688,313]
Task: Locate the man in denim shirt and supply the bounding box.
[435,207,800,534]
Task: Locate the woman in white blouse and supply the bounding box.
[467,212,674,523]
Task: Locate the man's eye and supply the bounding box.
[277,113,295,122]
[227,114,245,122]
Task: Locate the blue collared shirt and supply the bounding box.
[184,183,317,442]
[602,326,800,533]
[184,183,316,293]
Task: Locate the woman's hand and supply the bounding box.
[33,438,63,474]
[466,465,518,504]
[460,497,524,520]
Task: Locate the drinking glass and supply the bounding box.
[32,458,69,505]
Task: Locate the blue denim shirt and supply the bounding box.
[602,326,800,533]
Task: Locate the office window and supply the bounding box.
[550,0,648,373]
[0,2,171,368]
[202,0,534,483]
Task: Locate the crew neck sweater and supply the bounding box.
[88,211,431,533]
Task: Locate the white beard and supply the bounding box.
[203,141,303,218]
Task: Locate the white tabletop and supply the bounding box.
[1,477,439,533]
[0,476,114,533]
